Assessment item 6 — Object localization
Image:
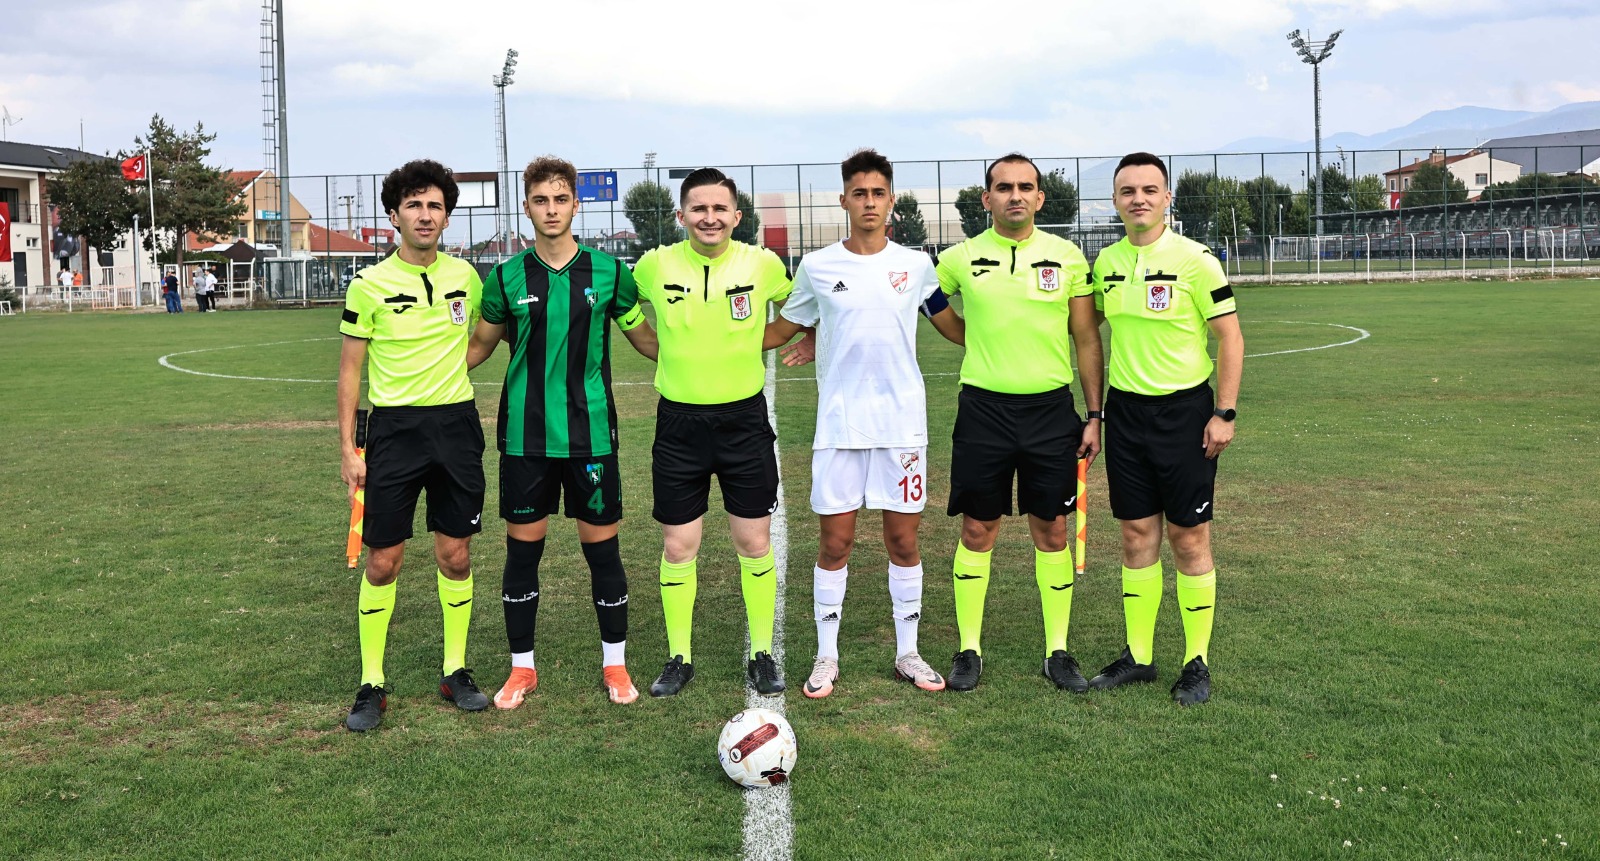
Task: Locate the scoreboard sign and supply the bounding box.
[577,171,618,202]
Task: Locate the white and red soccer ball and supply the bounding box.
[717,708,797,788]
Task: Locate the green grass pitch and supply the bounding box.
[0,279,1595,859]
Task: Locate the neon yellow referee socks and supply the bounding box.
[1176,569,1216,663]
[952,543,992,654]
[660,556,697,663]
[740,550,778,658]
[1122,562,1163,665]
[357,577,396,687]
[1036,548,1073,654]
[438,569,474,675]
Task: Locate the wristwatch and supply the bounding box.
[1086,410,1104,420]
[1213,407,1237,422]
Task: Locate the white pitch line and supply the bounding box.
[742,341,793,861]
[1244,321,1371,358]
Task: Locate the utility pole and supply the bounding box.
[1287,28,1342,237]
[492,49,518,254]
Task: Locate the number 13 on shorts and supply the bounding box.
[808,447,929,515]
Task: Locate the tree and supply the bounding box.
[1350,174,1386,212]
[891,191,927,247]
[732,191,761,245]
[1399,162,1468,208]
[955,185,988,238]
[1479,172,1598,202]
[50,156,140,257]
[624,180,677,254]
[1240,175,1294,236]
[131,115,248,270]
[1038,168,1078,229]
[1173,170,1218,238]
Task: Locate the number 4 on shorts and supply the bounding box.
[587,487,605,515]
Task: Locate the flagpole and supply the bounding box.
[145,149,156,307]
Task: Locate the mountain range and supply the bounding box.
[1213,101,1600,154]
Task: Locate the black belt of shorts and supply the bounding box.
[659,391,766,414]
[960,383,1074,405]
[1107,383,1211,405]
[370,399,478,417]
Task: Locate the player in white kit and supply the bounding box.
[763,149,965,698]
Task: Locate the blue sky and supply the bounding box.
[3,0,1597,177]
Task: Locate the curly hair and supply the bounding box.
[523,156,578,196]
[380,159,460,215]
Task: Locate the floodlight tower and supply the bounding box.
[1287,28,1341,236]
[492,49,518,250]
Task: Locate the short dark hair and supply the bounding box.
[678,167,738,206]
[523,156,578,196]
[1113,152,1169,185]
[841,148,893,186]
[985,152,1041,189]
[380,159,460,215]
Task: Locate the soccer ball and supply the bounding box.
[717,707,797,788]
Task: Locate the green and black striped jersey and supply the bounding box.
[481,245,645,458]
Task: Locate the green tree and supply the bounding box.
[131,115,248,269]
[732,191,761,245]
[1399,163,1468,208]
[1173,170,1217,238]
[955,185,988,238]
[1240,175,1294,236]
[50,156,140,256]
[1350,174,1386,211]
[1038,168,1079,229]
[1479,172,1598,202]
[624,180,678,253]
[891,191,928,247]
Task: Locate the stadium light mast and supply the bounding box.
[1287,28,1341,237]
[492,49,518,251]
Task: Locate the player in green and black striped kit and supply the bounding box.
[468,156,658,707]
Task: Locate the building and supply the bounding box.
[0,140,154,292]
[1382,150,1523,208]
[191,169,313,253]
[1478,130,1600,178]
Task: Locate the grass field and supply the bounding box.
[1,279,1596,860]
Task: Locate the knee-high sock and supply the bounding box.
[660,556,697,663]
[503,536,544,667]
[1122,562,1163,665]
[358,578,396,687]
[438,569,474,675]
[741,549,778,658]
[1036,548,1073,655]
[952,543,991,654]
[1176,569,1216,664]
[887,562,923,657]
[813,565,847,661]
[583,536,628,667]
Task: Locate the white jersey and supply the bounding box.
[780,240,940,449]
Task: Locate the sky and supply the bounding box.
[3,0,1597,182]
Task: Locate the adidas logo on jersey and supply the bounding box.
[832,281,848,292]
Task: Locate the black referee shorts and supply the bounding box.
[947,384,1084,522]
[363,401,486,548]
[500,452,622,526]
[1104,383,1218,527]
[652,393,779,525]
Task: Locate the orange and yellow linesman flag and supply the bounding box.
[346,409,368,568]
[1074,457,1088,578]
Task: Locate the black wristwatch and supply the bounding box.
[1086,410,1104,420]
[1213,407,1237,422]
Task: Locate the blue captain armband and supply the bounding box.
[920,289,950,318]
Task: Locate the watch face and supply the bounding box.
[1216,408,1236,421]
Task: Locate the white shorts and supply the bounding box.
[810,447,928,515]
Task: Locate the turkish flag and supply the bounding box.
[121,154,147,181]
[0,202,11,263]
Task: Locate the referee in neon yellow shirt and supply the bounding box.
[1085,152,1244,706]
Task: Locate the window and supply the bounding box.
[1389,179,1397,192]
[1475,173,1488,185]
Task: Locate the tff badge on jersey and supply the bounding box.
[1037,266,1061,292]
[1146,284,1171,312]
[730,293,752,320]
[888,271,910,294]
[449,298,469,324]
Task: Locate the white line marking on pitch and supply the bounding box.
[742,340,792,861]
[1244,321,1371,357]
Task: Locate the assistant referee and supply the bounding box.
[1085,152,1244,707]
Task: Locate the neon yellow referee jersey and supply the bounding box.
[1091,228,1237,396]
[936,227,1092,394]
[633,240,792,404]
[339,251,483,407]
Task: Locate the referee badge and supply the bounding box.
[730,293,752,320]
[448,298,468,324]
[1037,266,1061,292]
[1146,284,1171,312]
